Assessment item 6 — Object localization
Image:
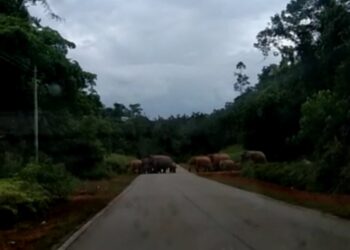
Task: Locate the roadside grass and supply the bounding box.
[0,175,136,250]
[220,145,244,161]
[200,173,350,219]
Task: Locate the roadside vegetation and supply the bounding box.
[220,145,244,162]
[0,175,136,250]
[0,153,135,230]
[199,145,350,218]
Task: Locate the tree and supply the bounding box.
[233,61,250,93]
[111,103,128,119]
[254,0,322,62]
[298,90,348,152]
[0,0,105,174]
[129,104,142,117]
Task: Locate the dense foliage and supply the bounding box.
[1,0,350,227]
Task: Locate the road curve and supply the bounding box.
[67,167,350,250]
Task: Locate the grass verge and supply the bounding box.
[0,175,136,250]
[200,172,350,219]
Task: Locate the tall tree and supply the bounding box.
[233,61,250,94]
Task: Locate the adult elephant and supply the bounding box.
[241,151,267,164]
[141,157,152,174]
[208,153,230,171]
[188,156,212,172]
[143,155,175,173]
[169,163,177,173]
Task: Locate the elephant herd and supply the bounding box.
[188,151,266,172]
[129,150,267,174]
[129,155,177,174]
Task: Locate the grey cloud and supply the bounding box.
[30,0,289,117]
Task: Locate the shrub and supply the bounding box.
[19,162,76,200]
[0,152,24,178]
[79,162,112,180]
[241,163,256,178]
[314,138,346,192]
[0,161,76,228]
[62,139,105,177]
[242,161,316,191]
[75,154,137,179]
[336,164,350,193]
[0,179,49,228]
[104,154,135,174]
[220,145,244,162]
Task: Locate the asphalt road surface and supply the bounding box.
[67,167,350,250]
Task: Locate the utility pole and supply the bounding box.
[34,66,39,163]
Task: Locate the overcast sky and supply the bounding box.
[29,0,289,118]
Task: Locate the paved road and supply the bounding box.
[67,167,350,250]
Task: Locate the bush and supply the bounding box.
[78,154,136,179]
[220,144,244,162]
[79,162,112,180]
[104,154,135,174]
[0,161,77,228]
[0,179,49,228]
[0,152,24,178]
[58,139,105,177]
[314,138,346,192]
[336,164,350,193]
[241,163,256,178]
[242,161,316,191]
[19,162,76,200]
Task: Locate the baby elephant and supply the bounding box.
[208,153,230,171]
[219,159,239,171]
[129,159,142,174]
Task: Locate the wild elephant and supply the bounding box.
[219,159,238,171]
[141,157,152,173]
[143,155,175,173]
[169,163,177,173]
[188,156,212,172]
[208,153,230,171]
[241,151,267,164]
[129,159,142,174]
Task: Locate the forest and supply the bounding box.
[1,0,350,226]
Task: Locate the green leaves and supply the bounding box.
[19,162,75,200]
[298,90,348,147]
[0,178,49,228]
[255,0,328,63]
